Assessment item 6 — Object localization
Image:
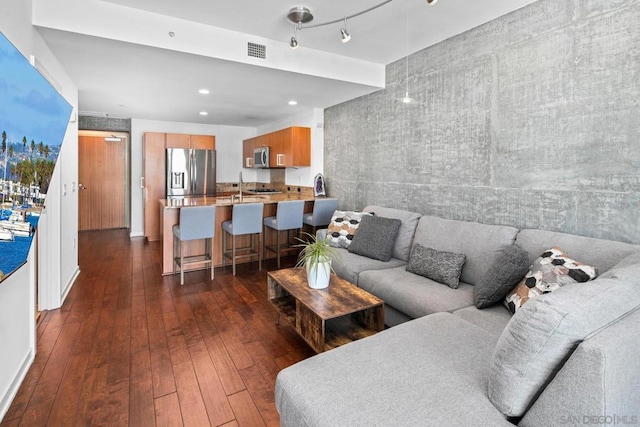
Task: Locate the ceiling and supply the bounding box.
[35,0,538,128]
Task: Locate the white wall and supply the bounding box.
[129,119,256,237]
[0,0,79,420]
[256,108,325,187]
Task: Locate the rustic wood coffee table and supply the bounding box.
[267,268,384,353]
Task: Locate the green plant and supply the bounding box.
[295,232,341,273]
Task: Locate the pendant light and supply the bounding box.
[401,0,415,104]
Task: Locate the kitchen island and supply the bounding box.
[160,193,318,275]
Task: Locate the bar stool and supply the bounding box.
[222,202,264,276]
[173,205,216,285]
[303,198,338,235]
[263,200,305,269]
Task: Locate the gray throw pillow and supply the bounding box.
[474,244,530,309]
[347,215,401,262]
[406,244,466,289]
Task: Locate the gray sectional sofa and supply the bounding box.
[275,205,640,426]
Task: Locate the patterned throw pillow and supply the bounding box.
[504,247,597,314]
[326,211,373,248]
[406,244,466,289]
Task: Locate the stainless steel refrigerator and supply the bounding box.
[166,148,216,197]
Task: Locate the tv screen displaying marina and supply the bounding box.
[0,31,72,282]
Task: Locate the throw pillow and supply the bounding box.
[406,244,466,289]
[504,247,597,314]
[474,244,530,309]
[347,215,402,262]
[326,210,372,248]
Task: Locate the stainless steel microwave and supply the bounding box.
[254,146,269,168]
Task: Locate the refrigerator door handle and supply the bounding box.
[190,150,195,194]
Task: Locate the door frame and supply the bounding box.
[78,130,131,230]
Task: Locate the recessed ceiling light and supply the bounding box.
[288,100,298,105]
[198,89,210,95]
[199,111,208,116]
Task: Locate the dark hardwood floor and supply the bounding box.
[1,229,314,426]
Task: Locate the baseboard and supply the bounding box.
[60,266,80,305]
[129,231,144,238]
[0,349,35,422]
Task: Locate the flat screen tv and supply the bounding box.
[0,31,72,282]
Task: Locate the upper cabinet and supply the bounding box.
[243,137,256,168]
[166,133,216,150]
[242,126,310,168]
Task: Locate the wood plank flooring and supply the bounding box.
[2,229,314,426]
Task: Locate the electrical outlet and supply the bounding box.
[63,184,67,196]
[73,238,76,248]
[297,187,301,192]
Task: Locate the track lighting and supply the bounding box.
[340,17,351,43]
[290,26,299,49]
[286,1,437,48]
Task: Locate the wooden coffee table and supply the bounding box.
[267,268,384,353]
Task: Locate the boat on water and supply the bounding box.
[0,210,34,237]
[0,227,14,242]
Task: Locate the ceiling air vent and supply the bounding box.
[247,42,266,59]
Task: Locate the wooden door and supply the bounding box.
[78,135,126,230]
[143,132,166,241]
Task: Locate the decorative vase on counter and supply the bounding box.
[306,259,331,289]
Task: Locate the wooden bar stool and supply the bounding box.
[303,198,338,236]
[263,200,304,269]
[222,202,264,276]
[172,205,216,285]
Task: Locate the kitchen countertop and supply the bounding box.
[160,192,318,209]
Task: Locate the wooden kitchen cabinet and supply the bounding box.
[166,133,215,150]
[242,137,256,168]
[143,132,166,241]
[242,126,310,168]
[143,132,216,241]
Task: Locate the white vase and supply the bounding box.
[306,259,331,289]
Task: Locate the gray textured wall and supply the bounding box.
[325,0,640,244]
[79,116,131,133]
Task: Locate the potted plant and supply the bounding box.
[295,232,341,289]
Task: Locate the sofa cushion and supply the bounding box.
[413,216,519,286]
[488,251,640,418]
[475,244,530,309]
[363,205,421,262]
[331,248,406,285]
[326,210,372,248]
[504,247,597,314]
[276,313,513,427]
[347,215,401,262]
[406,244,466,289]
[453,305,512,338]
[358,266,474,318]
[515,229,640,274]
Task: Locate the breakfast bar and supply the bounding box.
[159,193,318,275]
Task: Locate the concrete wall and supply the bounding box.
[325,0,640,244]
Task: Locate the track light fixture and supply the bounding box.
[290,26,299,49]
[340,17,351,43]
[286,1,438,48]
